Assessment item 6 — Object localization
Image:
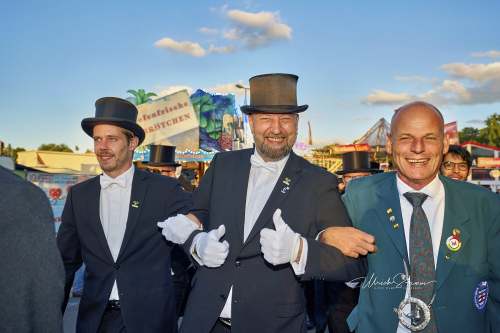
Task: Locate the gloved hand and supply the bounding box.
[260,209,301,266]
[157,214,200,244]
[194,225,229,268]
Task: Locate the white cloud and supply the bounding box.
[441,62,500,82]
[363,90,414,105]
[208,44,236,54]
[364,61,500,106]
[225,9,292,48]
[205,82,245,96]
[154,85,194,98]
[154,38,206,57]
[471,50,500,59]
[199,27,219,35]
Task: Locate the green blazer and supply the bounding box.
[343,172,499,333]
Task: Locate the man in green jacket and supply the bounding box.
[321,101,499,332]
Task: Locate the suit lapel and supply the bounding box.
[232,150,252,248]
[375,173,409,265]
[117,169,149,261]
[435,176,470,290]
[241,152,304,250]
[86,177,114,263]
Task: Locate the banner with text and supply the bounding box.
[137,90,199,147]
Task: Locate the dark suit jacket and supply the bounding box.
[344,172,500,333]
[57,168,192,333]
[0,166,64,333]
[180,149,365,333]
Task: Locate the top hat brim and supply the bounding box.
[337,168,383,175]
[240,104,308,115]
[81,117,146,145]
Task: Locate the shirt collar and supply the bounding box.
[101,165,135,189]
[396,173,442,199]
[251,149,290,174]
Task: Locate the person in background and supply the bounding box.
[143,144,195,192]
[321,151,382,333]
[0,165,65,333]
[440,144,472,181]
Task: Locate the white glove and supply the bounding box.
[157,214,200,244]
[260,209,301,266]
[194,225,229,268]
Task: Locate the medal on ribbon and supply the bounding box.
[394,260,435,331]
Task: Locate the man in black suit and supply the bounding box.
[57,97,192,333]
[158,74,366,333]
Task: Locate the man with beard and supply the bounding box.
[157,73,366,333]
[57,97,192,333]
[321,101,500,333]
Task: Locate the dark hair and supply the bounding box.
[121,128,135,144]
[445,145,472,168]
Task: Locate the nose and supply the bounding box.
[269,117,282,134]
[410,138,424,154]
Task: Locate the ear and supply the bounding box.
[129,136,139,151]
[248,114,255,134]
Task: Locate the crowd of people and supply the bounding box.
[0,73,498,333]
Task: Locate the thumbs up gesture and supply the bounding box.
[260,209,301,266]
[194,225,230,268]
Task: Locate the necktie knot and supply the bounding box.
[250,154,279,173]
[403,192,428,208]
[100,175,126,189]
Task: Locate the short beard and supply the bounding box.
[256,140,294,161]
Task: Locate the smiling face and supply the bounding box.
[387,103,449,190]
[249,113,298,162]
[93,124,138,178]
[441,153,470,181]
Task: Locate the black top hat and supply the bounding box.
[143,145,181,167]
[81,97,146,144]
[241,73,308,114]
[337,151,382,175]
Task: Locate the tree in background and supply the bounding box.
[127,89,157,105]
[458,113,500,147]
[482,113,500,147]
[38,143,73,152]
[1,144,26,160]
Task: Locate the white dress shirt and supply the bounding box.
[99,165,134,300]
[219,150,308,319]
[396,174,445,333]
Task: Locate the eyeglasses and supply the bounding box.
[442,161,468,171]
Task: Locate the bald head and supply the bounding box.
[391,101,444,135]
[387,101,449,190]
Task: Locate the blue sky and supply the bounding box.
[1,0,499,151]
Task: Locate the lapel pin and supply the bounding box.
[131,201,140,208]
[283,177,291,186]
[387,208,398,229]
[446,228,462,252]
[281,186,290,194]
[445,253,451,260]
